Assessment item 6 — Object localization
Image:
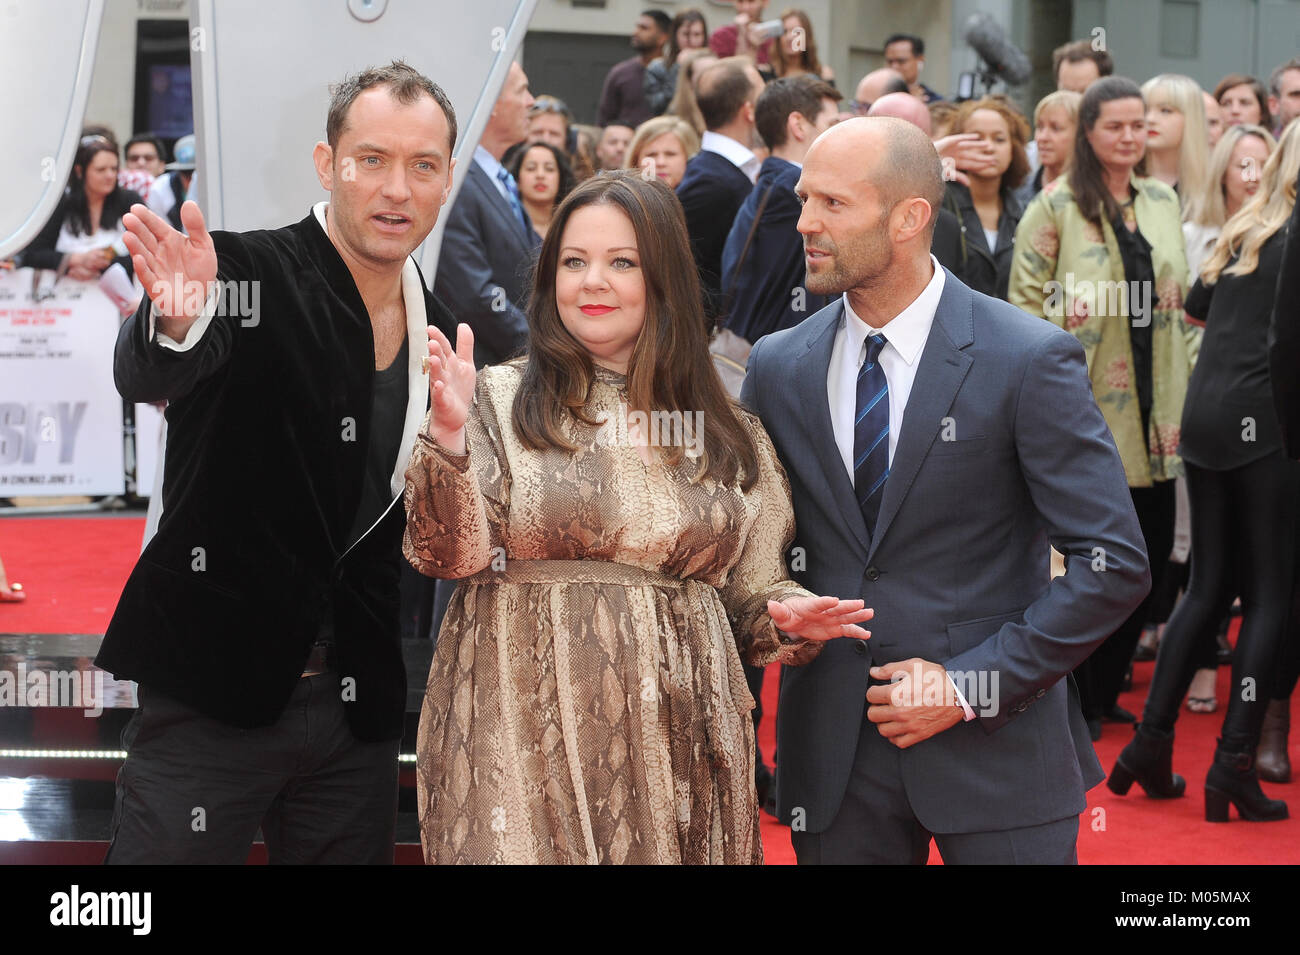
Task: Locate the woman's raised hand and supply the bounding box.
[424,323,476,454]
[767,595,873,642]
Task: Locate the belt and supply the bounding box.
[460,558,690,589]
[300,641,335,677]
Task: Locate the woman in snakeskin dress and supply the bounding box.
[403,172,872,863]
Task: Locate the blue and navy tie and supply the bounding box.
[854,333,890,533]
[496,167,531,237]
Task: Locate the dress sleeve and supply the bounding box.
[717,412,819,667]
[403,368,512,579]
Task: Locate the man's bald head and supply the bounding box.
[854,68,908,112]
[795,117,944,306]
[867,92,932,134]
[808,117,943,228]
[696,56,764,131]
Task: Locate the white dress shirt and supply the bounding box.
[473,144,513,205]
[827,255,946,478]
[825,256,975,721]
[700,130,761,184]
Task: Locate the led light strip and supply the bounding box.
[0,749,420,762]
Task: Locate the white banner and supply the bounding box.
[0,267,125,495]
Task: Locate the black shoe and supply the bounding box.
[1087,718,1102,742]
[1109,723,1186,798]
[1205,741,1288,822]
[1104,704,1137,724]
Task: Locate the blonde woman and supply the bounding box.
[1111,121,1300,822]
[1138,125,1277,701]
[1022,90,1081,201]
[624,115,700,190]
[1183,124,1276,279]
[1141,74,1209,212]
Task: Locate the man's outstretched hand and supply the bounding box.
[122,200,217,339]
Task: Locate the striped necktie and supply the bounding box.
[854,333,890,533]
[496,167,531,237]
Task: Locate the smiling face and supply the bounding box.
[519,144,560,205]
[1219,83,1262,126]
[1085,97,1147,173]
[640,132,687,188]
[314,86,454,270]
[555,202,646,372]
[1035,105,1076,171]
[1223,133,1271,215]
[1145,99,1185,151]
[963,107,1013,182]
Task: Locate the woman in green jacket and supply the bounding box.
[1008,76,1195,741]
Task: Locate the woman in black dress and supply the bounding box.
[1110,119,1300,821]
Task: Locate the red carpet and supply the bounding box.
[3,515,1298,863]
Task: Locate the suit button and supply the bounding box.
[854,640,867,656]
[866,566,881,581]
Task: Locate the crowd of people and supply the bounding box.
[6,0,1300,865]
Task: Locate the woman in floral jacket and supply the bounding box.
[1008,77,1194,741]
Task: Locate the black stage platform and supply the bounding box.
[0,634,433,863]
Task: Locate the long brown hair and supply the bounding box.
[770,8,825,79]
[512,172,761,489]
[1069,76,1146,229]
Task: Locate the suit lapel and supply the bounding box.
[469,163,529,245]
[795,300,870,557]
[867,273,975,561]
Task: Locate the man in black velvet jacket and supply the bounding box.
[97,62,458,864]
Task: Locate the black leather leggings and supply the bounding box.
[1141,452,1300,750]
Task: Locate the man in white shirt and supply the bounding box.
[742,117,1149,863]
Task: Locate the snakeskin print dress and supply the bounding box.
[403,362,814,864]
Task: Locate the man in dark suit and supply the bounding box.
[434,60,540,369]
[721,75,840,346]
[676,57,765,326]
[99,62,459,863]
[744,117,1150,863]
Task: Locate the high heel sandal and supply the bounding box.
[0,582,25,603]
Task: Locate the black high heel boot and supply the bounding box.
[1108,723,1186,798]
[1204,741,1288,822]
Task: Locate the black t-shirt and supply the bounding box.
[318,337,409,645]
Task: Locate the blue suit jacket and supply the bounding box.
[434,161,541,368]
[720,156,828,342]
[676,149,753,320]
[741,270,1150,834]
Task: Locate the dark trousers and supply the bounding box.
[104,673,399,864]
[1076,480,1176,719]
[790,711,1078,864]
[1142,453,1300,749]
